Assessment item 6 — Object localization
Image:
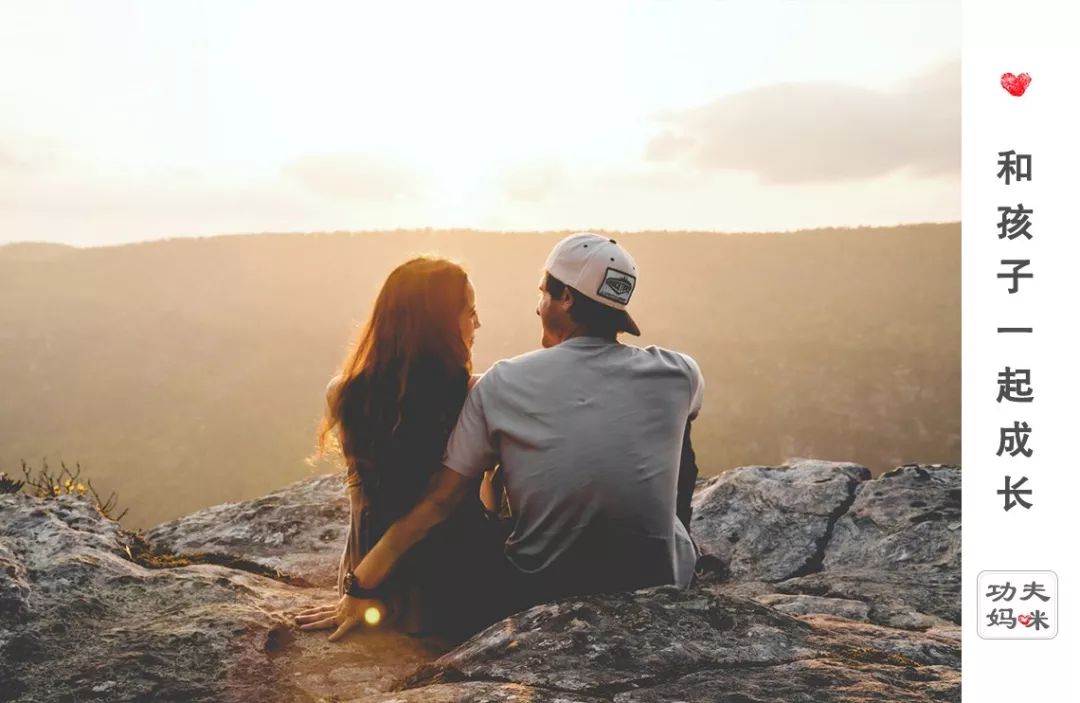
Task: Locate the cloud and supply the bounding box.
[645,59,959,184]
[282,153,422,202]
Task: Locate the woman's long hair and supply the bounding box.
[316,256,472,486]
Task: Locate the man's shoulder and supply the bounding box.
[475,343,702,387]
[472,347,558,389]
[490,345,565,373]
[626,344,702,376]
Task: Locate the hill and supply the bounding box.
[0,241,77,263]
[0,225,960,528]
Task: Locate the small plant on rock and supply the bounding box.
[17,459,128,521]
[0,472,24,494]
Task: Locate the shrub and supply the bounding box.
[15,459,128,521]
[0,472,24,494]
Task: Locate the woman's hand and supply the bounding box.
[295,594,382,642]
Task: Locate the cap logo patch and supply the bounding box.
[597,267,636,305]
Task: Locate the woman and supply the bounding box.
[294,256,497,639]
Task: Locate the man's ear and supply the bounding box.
[557,287,574,311]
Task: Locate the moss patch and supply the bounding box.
[122,532,313,587]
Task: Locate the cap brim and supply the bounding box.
[617,309,641,336]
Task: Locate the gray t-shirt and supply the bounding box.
[443,336,703,588]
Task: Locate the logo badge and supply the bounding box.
[597,268,636,305]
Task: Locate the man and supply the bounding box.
[327,233,703,640]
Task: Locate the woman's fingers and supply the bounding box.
[297,604,336,615]
[294,606,336,623]
[295,604,337,616]
[295,611,333,622]
[295,613,332,625]
[295,600,376,640]
[299,616,338,631]
[328,616,361,642]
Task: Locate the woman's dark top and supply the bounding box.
[333,360,489,634]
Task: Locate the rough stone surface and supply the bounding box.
[755,593,872,621]
[0,460,961,702]
[0,492,445,702]
[146,473,349,587]
[690,459,872,582]
[371,682,608,702]
[398,587,820,694]
[393,590,959,702]
[823,465,961,572]
[610,660,960,703]
[773,567,961,631]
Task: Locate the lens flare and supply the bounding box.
[364,606,382,626]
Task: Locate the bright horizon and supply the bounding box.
[0,1,959,246]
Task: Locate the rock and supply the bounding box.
[823,464,961,572]
[690,460,871,582]
[398,587,819,695]
[773,567,960,630]
[801,615,960,670]
[0,461,961,701]
[755,593,872,621]
[392,588,959,702]
[371,682,609,702]
[691,461,960,632]
[0,538,30,621]
[145,473,349,587]
[0,492,446,702]
[609,660,960,703]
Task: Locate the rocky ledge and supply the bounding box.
[0,460,960,702]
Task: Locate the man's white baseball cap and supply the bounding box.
[543,232,641,336]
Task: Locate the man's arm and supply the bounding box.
[352,466,473,589]
[676,419,698,532]
[675,352,704,532]
[353,368,498,588]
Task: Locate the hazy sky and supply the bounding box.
[0,1,959,246]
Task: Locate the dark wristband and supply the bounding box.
[343,571,382,600]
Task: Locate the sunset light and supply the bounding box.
[0,0,959,244]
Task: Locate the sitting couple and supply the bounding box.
[296,233,704,641]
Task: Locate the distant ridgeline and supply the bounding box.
[0,224,959,528]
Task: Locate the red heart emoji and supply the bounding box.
[1018,614,1033,627]
[1001,72,1032,97]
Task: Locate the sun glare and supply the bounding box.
[0,0,959,244]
